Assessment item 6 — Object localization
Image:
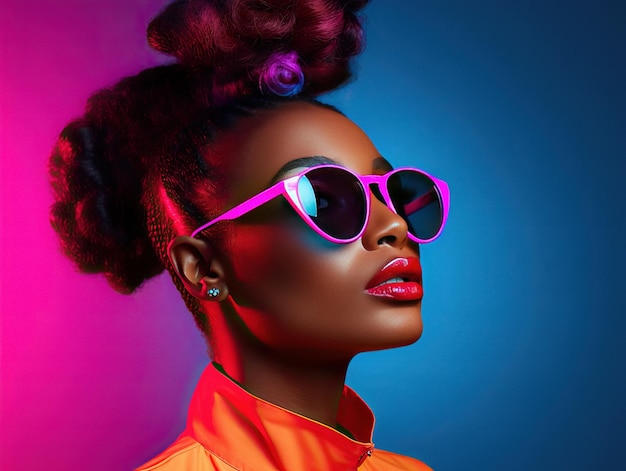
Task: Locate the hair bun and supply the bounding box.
[49,65,200,293]
[147,0,370,98]
[49,120,161,293]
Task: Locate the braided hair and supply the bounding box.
[49,0,369,339]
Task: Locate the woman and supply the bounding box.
[49,0,449,469]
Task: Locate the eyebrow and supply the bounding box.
[373,156,393,172]
[272,155,395,183]
[271,156,338,183]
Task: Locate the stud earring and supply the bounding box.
[207,287,220,298]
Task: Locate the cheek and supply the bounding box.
[222,222,423,354]
[227,222,353,300]
[225,223,363,333]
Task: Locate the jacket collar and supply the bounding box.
[184,362,375,470]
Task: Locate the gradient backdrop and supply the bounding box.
[1,1,624,469]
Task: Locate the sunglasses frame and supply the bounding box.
[190,164,450,244]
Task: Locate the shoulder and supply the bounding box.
[362,448,433,471]
[135,436,236,471]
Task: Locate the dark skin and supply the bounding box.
[169,102,422,428]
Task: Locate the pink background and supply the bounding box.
[1,1,211,468]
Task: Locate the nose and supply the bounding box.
[361,188,409,250]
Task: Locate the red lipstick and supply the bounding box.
[365,257,423,301]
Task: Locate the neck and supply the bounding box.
[210,302,352,429]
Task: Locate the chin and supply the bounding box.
[363,316,423,353]
[375,303,423,350]
[388,326,423,349]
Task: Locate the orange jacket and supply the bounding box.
[137,363,432,470]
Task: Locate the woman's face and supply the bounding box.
[214,102,424,361]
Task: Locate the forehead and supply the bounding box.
[221,102,382,201]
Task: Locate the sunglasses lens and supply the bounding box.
[297,167,366,240]
[387,170,443,241]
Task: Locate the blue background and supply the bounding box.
[335,1,625,469]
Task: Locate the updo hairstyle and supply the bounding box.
[49,0,369,338]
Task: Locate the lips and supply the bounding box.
[365,257,423,301]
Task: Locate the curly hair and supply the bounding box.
[49,0,369,339]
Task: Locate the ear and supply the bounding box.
[168,236,229,302]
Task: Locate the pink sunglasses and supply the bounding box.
[191,165,450,244]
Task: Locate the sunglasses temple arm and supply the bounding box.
[190,182,287,237]
[403,189,438,214]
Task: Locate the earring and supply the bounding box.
[207,287,220,298]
